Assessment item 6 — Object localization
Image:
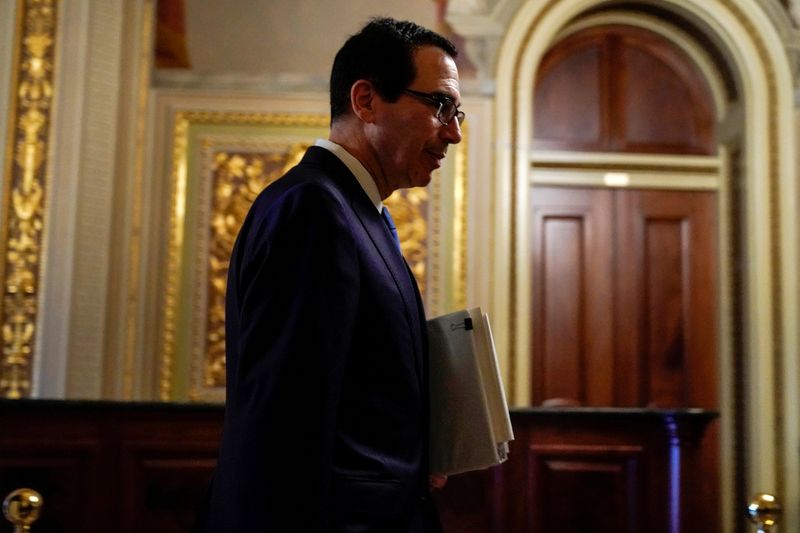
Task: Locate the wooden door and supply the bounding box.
[614,189,718,409]
[529,186,717,410]
[529,187,615,406]
[615,189,719,533]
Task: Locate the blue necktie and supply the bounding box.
[381,207,402,254]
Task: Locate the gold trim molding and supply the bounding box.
[121,0,154,400]
[0,0,57,399]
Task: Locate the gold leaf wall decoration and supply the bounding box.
[0,0,57,399]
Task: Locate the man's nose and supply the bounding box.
[441,118,462,144]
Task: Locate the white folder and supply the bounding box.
[427,307,514,476]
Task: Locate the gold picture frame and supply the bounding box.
[161,110,467,402]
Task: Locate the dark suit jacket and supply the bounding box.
[196,147,441,533]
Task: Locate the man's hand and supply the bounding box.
[429,474,448,490]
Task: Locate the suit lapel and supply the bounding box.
[300,147,425,387]
[351,197,425,387]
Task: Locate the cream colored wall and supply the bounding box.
[157,0,441,92]
[38,1,131,398]
[186,0,437,76]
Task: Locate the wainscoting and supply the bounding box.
[0,401,714,532]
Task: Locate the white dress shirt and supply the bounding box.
[315,138,384,213]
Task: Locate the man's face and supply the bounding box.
[369,45,462,192]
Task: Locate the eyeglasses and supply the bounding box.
[403,89,465,126]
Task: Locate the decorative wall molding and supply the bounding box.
[448,0,800,95]
[63,0,125,399]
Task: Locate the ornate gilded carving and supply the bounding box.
[0,0,57,399]
[204,145,307,388]
[201,145,429,389]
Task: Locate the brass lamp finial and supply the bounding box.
[747,493,781,533]
[3,488,43,533]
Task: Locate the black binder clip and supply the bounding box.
[450,318,473,331]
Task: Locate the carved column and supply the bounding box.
[0,0,57,399]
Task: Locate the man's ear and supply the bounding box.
[350,79,378,123]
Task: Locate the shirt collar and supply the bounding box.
[315,138,383,213]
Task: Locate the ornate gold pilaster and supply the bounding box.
[0,0,57,399]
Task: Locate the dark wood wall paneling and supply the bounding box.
[0,401,715,533]
[435,409,716,533]
[0,401,222,533]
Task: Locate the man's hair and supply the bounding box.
[329,17,458,121]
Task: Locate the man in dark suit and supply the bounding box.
[194,17,464,533]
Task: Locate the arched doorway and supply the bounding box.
[529,16,723,531]
[485,1,798,531]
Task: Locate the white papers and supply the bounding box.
[427,307,514,476]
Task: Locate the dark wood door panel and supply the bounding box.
[0,442,103,533]
[530,187,615,406]
[615,189,720,533]
[530,445,643,533]
[616,189,718,409]
[529,186,717,410]
[621,40,714,153]
[120,442,218,533]
[533,24,716,155]
[533,35,606,149]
